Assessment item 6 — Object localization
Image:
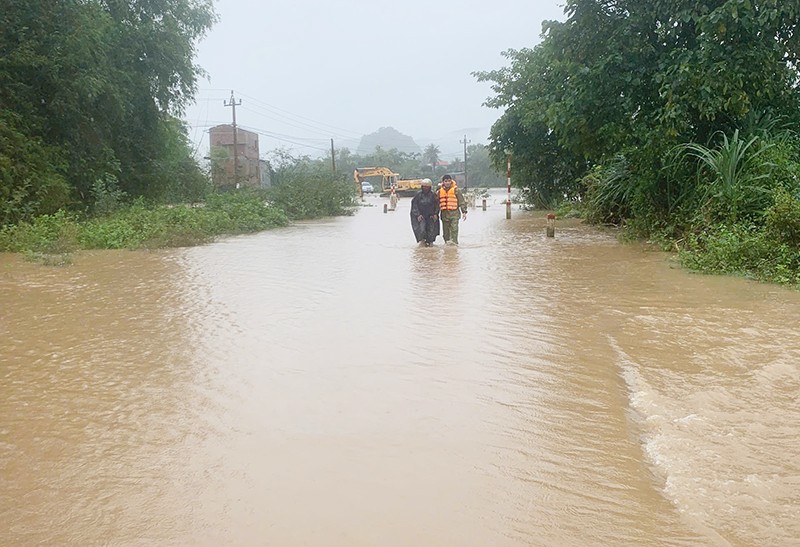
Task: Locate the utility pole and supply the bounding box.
[331,138,336,172]
[460,135,471,190]
[224,90,242,187]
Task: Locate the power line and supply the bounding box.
[238,104,354,140]
[196,90,364,141]
[236,124,331,153]
[196,88,477,151]
[188,122,349,153]
[237,92,365,137]
[189,89,476,156]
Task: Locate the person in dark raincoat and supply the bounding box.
[410,179,439,246]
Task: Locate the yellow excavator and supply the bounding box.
[353,167,429,197]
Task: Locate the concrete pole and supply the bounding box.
[547,213,556,237]
[224,90,242,187]
[506,154,512,220]
[461,135,471,191]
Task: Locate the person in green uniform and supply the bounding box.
[437,174,467,245]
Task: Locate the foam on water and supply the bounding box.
[612,334,800,545]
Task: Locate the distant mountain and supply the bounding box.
[357,127,421,155]
[355,126,491,159]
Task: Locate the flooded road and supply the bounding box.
[2,191,799,545]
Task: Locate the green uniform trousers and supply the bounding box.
[440,210,461,244]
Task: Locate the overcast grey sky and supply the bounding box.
[184,0,565,159]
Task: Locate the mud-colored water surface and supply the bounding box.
[2,192,798,545]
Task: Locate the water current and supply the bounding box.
[2,190,799,545]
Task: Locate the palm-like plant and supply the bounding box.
[422,144,440,175]
[677,130,775,223]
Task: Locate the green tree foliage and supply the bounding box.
[0,113,71,224]
[477,0,800,284]
[422,144,441,177]
[0,0,216,224]
[361,146,422,178]
[476,0,800,217]
[326,146,424,181]
[464,144,503,188]
[267,151,356,219]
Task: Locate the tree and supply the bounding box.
[476,0,800,217]
[465,144,508,188]
[266,150,355,219]
[422,144,441,177]
[0,0,216,223]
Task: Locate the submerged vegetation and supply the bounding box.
[0,1,366,259]
[1,1,502,262]
[4,0,799,286]
[0,160,358,257]
[477,1,800,286]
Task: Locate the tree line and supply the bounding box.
[318,143,506,188]
[1,0,216,226]
[476,0,800,284]
[0,1,361,257]
[1,0,506,232]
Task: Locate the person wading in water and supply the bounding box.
[437,174,467,245]
[410,179,439,246]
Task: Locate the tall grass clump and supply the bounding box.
[676,130,775,225]
[680,133,800,286]
[582,154,634,225]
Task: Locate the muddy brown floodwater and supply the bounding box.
[2,190,799,545]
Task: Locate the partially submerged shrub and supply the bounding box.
[0,210,80,253]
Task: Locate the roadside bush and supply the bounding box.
[582,159,632,225]
[0,210,80,253]
[765,187,800,247]
[205,189,288,233]
[81,202,167,249]
[1,190,291,255]
[90,171,127,216]
[680,223,800,286]
[554,198,582,219]
[80,193,289,250]
[267,163,355,220]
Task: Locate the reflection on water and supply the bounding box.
[2,191,799,545]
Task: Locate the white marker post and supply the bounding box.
[505,151,512,220]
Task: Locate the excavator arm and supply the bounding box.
[354,167,399,195]
[353,167,428,197]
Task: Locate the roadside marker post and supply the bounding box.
[547,213,556,237]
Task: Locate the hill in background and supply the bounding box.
[356,127,421,155]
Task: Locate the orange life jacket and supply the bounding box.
[438,186,459,211]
